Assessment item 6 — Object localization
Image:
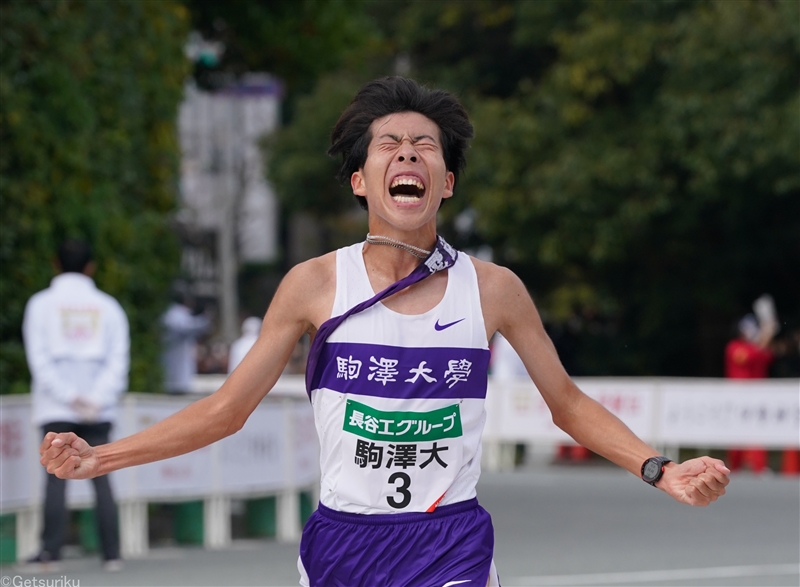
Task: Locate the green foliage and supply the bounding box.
[372,0,567,97]
[463,0,800,374]
[265,0,799,376]
[265,74,361,216]
[0,0,190,394]
[185,0,378,101]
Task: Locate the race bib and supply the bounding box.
[337,398,464,512]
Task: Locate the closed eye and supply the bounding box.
[414,142,438,151]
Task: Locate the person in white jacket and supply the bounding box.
[22,239,129,572]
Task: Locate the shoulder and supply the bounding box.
[23,287,52,319]
[272,251,337,329]
[281,251,336,295]
[97,288,126,311]
[91,287,128,321]
[469,256,527,301]
[468,256,539,338]
[25,287,51,307]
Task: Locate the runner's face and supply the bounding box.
[351,112,454,233]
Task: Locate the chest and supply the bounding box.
[366,270,449,315]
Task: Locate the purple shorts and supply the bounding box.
[299,498,494,587]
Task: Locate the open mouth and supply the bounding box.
[389,177,426,203]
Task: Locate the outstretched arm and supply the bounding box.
[476,261,729,506]
[40,255,335,480]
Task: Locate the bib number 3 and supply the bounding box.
[386,472,411,509]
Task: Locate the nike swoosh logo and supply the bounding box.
[434,318,465,331]
[442,581,471,587]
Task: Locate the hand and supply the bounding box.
[39,432,101,480]
[657,456,730,506]
[71,398,100,422]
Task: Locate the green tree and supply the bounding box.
[464,0,800,374]
[0,0,190,394]
[371,0,578,97]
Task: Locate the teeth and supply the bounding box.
[390,177,425,190]
[393,196,420,203]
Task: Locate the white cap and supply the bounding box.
[241,316,262,336]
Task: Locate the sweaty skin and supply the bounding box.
[41,112,729,507]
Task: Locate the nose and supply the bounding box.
[396,141,418,163]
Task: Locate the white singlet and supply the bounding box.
[308,242,491,514]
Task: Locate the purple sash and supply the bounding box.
[305,236,458,396]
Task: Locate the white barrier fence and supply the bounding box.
[0,376,316,561]
[1,376,798,562]
[483,377,800,470]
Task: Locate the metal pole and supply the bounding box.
[216,97,240,343]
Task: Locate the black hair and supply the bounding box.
[328,77,474,210]
[57,239,93,273]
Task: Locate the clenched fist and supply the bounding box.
[40,432,101,480]
[659,456,731,506]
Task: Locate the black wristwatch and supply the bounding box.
[641,456,673,486]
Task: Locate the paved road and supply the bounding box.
[3,466,798,587]
[484,466,799,587]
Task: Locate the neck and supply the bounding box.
[366,222,437,249]
[365,233,433,259]
[363,237,430,281]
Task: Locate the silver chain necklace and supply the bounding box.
[365,233,432,259]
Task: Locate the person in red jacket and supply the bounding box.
[725,300,778,472]
[725,315,775,379]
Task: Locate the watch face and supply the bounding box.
[644,460,660,480]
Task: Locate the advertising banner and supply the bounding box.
[0,402,36,509]
[486,378,657,443]
[658,380,800,447]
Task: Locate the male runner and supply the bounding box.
[39,77,730,587]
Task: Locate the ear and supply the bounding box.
[351,170,367,196]
[83,261,96,277]
[441,171,455,200]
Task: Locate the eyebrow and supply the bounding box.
[379,133,437,143]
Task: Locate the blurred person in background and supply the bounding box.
[725,295,778,379]
[39,78,730,587]
[22,239,127,572]
[228,317,262,374]
[724,294,779,473]
[160,282,211,394]
[198,340,230,374]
